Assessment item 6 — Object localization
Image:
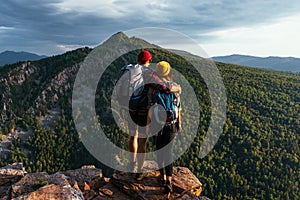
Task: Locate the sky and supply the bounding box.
[1,0,300,58]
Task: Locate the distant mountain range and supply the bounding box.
[2,50,299,73]
[0,51,47,66]
[211,54,300,72]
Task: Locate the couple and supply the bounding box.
[128,50,181,193]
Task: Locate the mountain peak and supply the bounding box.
[116,32,157,48]
[112,31,129,39]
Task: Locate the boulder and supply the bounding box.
[0,163,26,186]
[172,167,202,196]
[0,163,26,198]
[61,165,102,191]
[12,184,84,200]
[11,172,70,198]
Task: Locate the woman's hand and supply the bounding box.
[171,84,181,94]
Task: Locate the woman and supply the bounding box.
[152,61,181,193]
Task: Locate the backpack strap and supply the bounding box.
[139,67,153,108]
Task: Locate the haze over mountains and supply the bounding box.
[0,51,47,67]
[212,54,300,72]
[1,50,300,73]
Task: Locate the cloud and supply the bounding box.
[61,0,171,21]
[1,0,300,55]
[52,0,128,18]
[56,44,85,52]
[0,0,122,55]
[202,14,300,57]
[0,26,15,31]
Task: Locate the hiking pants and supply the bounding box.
[156,124,177,177]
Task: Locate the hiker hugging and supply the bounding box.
[116,50,182,194]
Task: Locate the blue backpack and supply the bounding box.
[152,90,179,125]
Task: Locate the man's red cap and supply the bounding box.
[138,50,152,62]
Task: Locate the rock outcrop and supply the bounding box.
[13,184,84,200]
[112,167,203,200]
[0,163,26,198]
[0,162,210,200]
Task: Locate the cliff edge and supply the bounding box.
[0,162,210,200]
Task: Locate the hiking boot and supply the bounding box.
[158,175,166,186]
[164,180,172,194]
[135,172,148,181]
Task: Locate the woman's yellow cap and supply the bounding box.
[155,61,171,77]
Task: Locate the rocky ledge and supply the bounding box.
[0,162,210,200]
